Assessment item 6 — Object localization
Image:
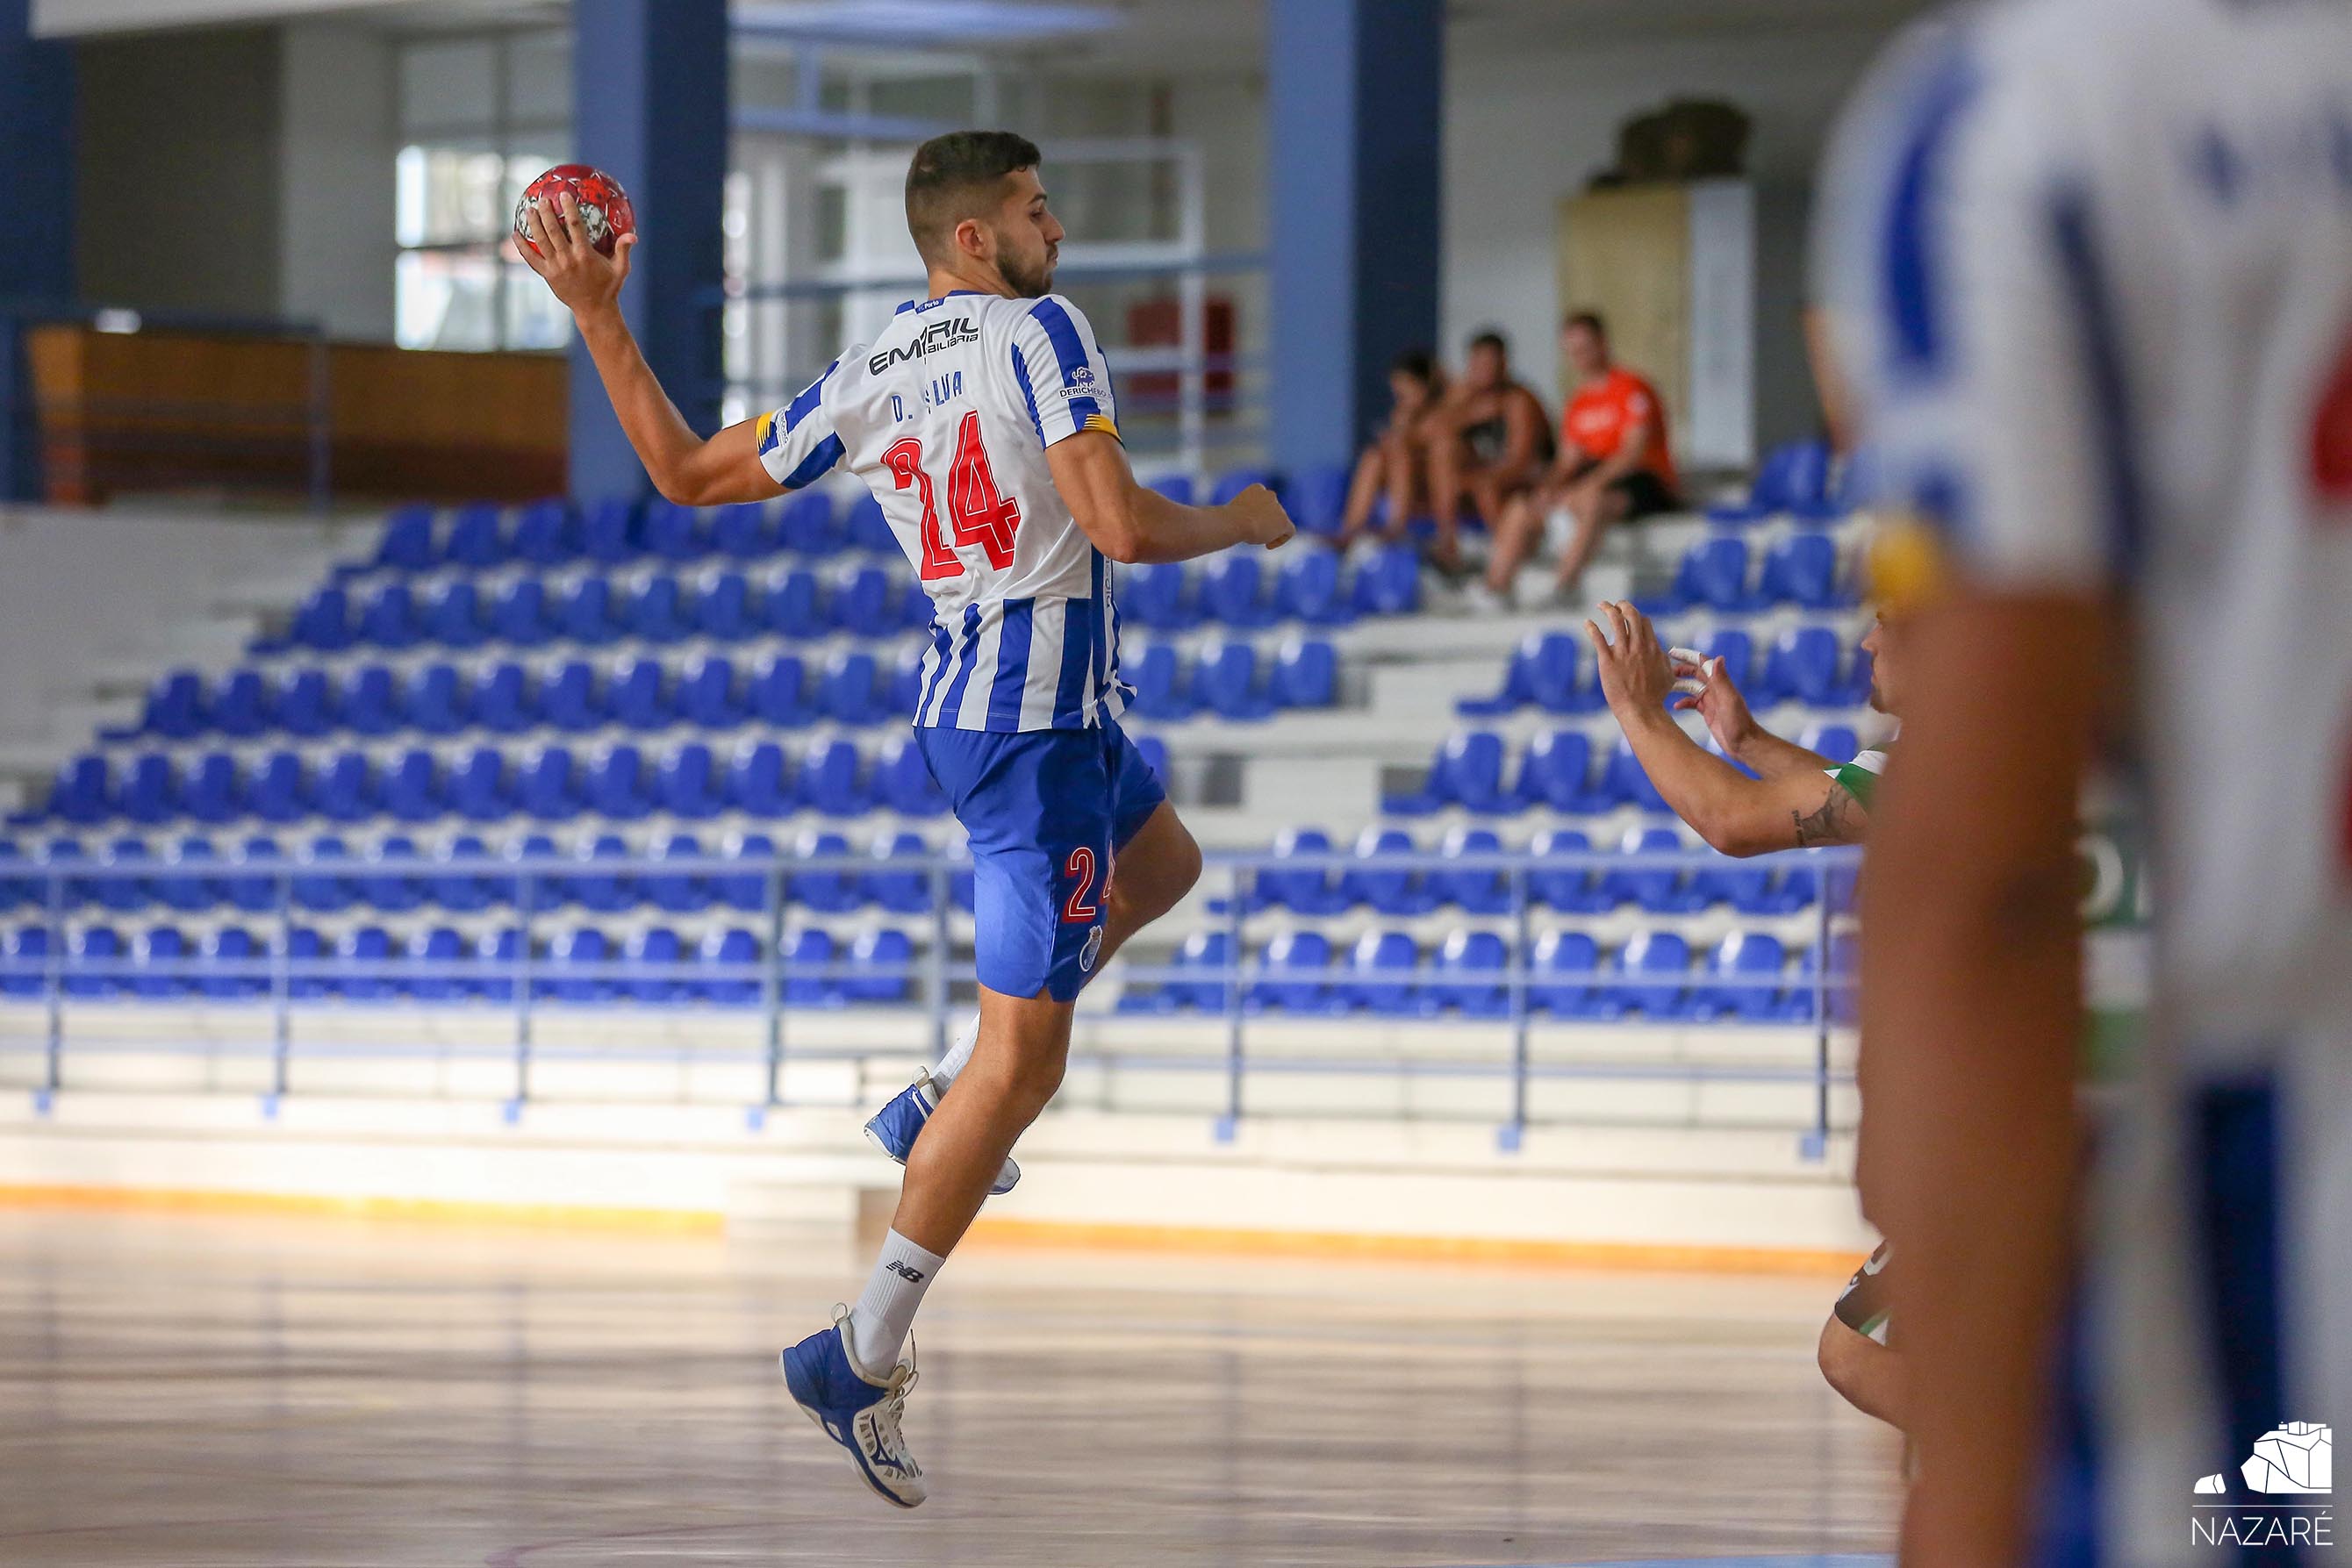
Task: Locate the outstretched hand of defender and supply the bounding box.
[1583,600,1678,717]
[1665,641,1763,758]
[516,190,636,319]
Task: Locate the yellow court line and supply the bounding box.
[0,1184,723,1234]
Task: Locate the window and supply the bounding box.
[393,32,573,353]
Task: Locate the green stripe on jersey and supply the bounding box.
[1825,746,1889,810]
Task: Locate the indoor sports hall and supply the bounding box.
[0,1,2161,1564]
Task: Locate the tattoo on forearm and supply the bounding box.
[1791,785,1865,848]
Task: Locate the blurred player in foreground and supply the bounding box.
[1586,598,1903,1428]
[1816,0,2352,1562]
[520,131,1292,1507]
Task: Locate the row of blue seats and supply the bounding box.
[23,733,998,828]
[126,637,1333,753]
[1383,723,1861,819]
[0,922,914,1006]
[0,829,961,917]
[1120,927,1842,1022]
[1703,440,1856,527]
[1632,532,1855,615]
[1459,626,1873,720]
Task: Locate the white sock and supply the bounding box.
[928,1011,981,1093]
[846,1228,944,1372]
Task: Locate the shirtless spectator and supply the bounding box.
[1471,311,1680,610]
[1334,348,1445,547]
[1420,330,1552,575]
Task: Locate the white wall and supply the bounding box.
[278,19,398,340]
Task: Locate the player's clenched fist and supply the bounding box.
[1224,483,1296,551]
[517,191,636,320]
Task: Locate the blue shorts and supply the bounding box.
[915,719,1167,1003]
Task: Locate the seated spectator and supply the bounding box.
[1419,330,1553,575]
[1335,348,1445,547]
[1471,311,1681,610]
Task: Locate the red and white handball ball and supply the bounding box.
[513,164,636,258]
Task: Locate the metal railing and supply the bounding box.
[0,842,1861,1147]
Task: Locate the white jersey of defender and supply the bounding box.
[1816,0,2352,1048]
[755,290,1127,734]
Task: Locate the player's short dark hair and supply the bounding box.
[1389,347,1435,384]
[1468,329,1509,357]
[1562,310,1608,340]
[906,130,1043,265]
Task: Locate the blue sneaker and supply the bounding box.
[781,1309,925,1508]
[864,1069,1020,1195]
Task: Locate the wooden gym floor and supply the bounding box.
[0,1206,1898,1566]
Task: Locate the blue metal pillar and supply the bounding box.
[1266,0,1442,479]
[567,0,729,502]
[0,0,75,502]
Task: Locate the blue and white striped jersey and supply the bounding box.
[756,290,1129,732]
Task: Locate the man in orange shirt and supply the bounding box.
[1470,311,1681,610]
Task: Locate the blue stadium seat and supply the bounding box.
[340,665,402,737]
[139,671,207,741]
[895,574,933,630]
[1343,929,1421,1015]
[278,924,332,999]
[1514,731,1611,814]
[473,928,524,1003]
[607,657,670,733]
[200,926,266,999]
[403,663,470,736]
[1800,722,1861,765]
[1758,533,1849,609]
[864,831,932,914]
[760,564,823,639]
[293,835,355,913]
[805,740,871,818]
[1530,930,1602,1017]
[471,662,535,735]
[383,748,443,823]
[240,752,302,825]
[182,754,240,827]
[408,926,475,1001]
[645,833,712,915]
[517,746,583,822]
[64,924,125,998]
[0,927,47,997]
[716,831,778,914]
[1600,738,1673,813]
[676,654,745,730]
[362,834,427,913]
[447,746,513,824]
[425,581,491,649]
[749,653,815,728]
[657,741,725,820]
[627,574,694,644]
[693,568,759,642]
[1125,643,1192,721]
[567,834,636,914]
[432,834,504,913]
[819,650,886,727]
[1131,733,1171,787]
[782,490,847,557]
[1692,931,1788,1023]
[713,501,773,562]
[1209,468,1273,507]
[1284,462,1352,538]
[211,670,271,739]
[873,735,947,817]
[847,492,896,554]
[46,755,111,826]
[783,927,843,1007]
[843,928,914,1005]
[728,741,798,817]
[886,646,926,716]
[620,925,685,1004]
[491,578,556,648]
[1521,827,1600,914]
[1603,827,1706,914]
[505,834,564,913]
[1249,929,1337,1015]
[95,837,153,913]
[1269,636,1337,709]
[275,669,338,738]
[791,829,861,914]
[1200,553,1275,628]
[1341,826,1432,915]
[695,927,762,1005]
[310,751,377,823]
[152,835,221,913]
[1705,440,1831,526]
[1384,730,1509,816]
[579,497,637,564]
[1607,930,1695,1020]
[1145,474,1196,506]
[1122,562,1193,631]
[1191,639,1273,720]
[1687,535,1760,612]
[224,835,284,914]
[512,498,576,567]
[1423,929,1510,1018]
[367,505,437,575]
[1273,548,1354,626]
[39,838,90,910]
[642,499,706,563]
[829,562,894,639]
[442,504,506,570]
[1431,826,1513,915]
[586,744,654,821]
[359,583,424,650]
[1764,626,1844,707]
[1165,929,1236,1013]
[1254,826,1346,914]
[292,585,356,652]
[541,927,614,1003]
[1351,543,1420,616]
[558,576,626,647]
[0,838,31,913]
[541,660,604,734]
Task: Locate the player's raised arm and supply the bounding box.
[1045,431,1292,564]
[517,193,780,508]
[1588,602,1862,856]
